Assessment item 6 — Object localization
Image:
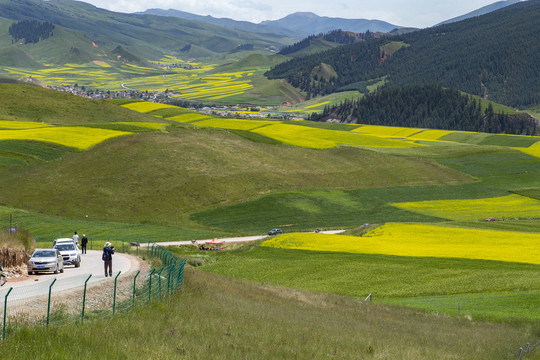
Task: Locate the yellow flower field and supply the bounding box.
[191,118,279,131]
[121,102,178,113]
[252,124,421,149]
[0,121,53,129]
[0,127,131,150]
[262,223,540,265]
[167,113,213,123]
[393,194,540,220]
[353,125,424,138]
[517,141,540,159]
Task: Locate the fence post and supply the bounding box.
[113,271,122,315]
[148,269,155,303]
[157,267,164,300]
[2,287,13,341]
[132,270,140,307]
[81,274,92,322]
[47,278,57,327]
[168,263,176,295]
[147,242,151,256]
[177,259,187,290]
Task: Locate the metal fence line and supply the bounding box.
[0,243,185,342]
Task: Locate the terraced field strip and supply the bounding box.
[262,222,540,265]
[252,123,421,149]
[0,120,54,129]
[0,126,131,150]
[393,194,540,221]
[190,118,279,130]
[516,141,540,159]
[121,102,178,113]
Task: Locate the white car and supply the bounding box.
[54,242,81,268]
[53,237,78,247]
[28,249,64,275]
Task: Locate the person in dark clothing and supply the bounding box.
[81,234,88,254]
[102,242,115,277]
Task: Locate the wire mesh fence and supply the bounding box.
[0,244,185,341]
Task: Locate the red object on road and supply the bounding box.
[206,238,225,245]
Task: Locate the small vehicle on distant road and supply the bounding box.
[485,217,496,222]
[268,228,283,236]
[54,242,81,268]
[28,249,64,275]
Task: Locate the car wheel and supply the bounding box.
[28,270,33,275]
[60,266,64,273]
[54,264,59,274]
[74,261,80,268]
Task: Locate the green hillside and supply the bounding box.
[0,0,292,59]
[0,76,537,359]
[266,0,540,108]
[0,84,159,124]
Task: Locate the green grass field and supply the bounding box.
[0,83,539,359]
[1,270,535,360]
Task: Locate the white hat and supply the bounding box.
[105,241,111,247]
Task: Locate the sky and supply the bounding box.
[78,0,516,28]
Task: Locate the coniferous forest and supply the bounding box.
[9,20,54,44]
[310,85,537,135]
[266,0,540,108]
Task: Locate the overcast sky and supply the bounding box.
[79,0,517,28]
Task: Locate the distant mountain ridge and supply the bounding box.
[261,12,402,36]
[138,8,299,37]
[138,9,403,37]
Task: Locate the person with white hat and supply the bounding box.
[102,241,115,277]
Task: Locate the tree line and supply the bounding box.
[309,85,538,135]
[279,30,381,56]
[9,20,54,44]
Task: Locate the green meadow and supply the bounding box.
[0,86,538,358]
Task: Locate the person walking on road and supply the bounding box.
[102,242,115,277]
[81,234,88,254]
[73,231,79,246]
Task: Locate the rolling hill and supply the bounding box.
[265,0,540,108]
[0,0,292,61]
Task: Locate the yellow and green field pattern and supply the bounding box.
[262,223,540,265]
[393,194,540,221]
[0,123,131,150]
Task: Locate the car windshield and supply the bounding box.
[55,244,75,251]
[33,250,56,258]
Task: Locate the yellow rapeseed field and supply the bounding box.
[191,118,279,130]
[0,127,131,150]
[0,121,53,129]
[517,141,540,159]
[252,124,420,149]
[167,113,213,123]
[393,194,540,220]
[261,223,540,265]
[121,102,178,113]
